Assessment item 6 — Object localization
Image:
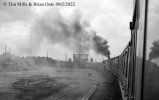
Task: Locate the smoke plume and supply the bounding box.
[31,8,110,58]
[92,35,110,58]
[149,39,159,60]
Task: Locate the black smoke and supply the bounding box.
[149,39,159,60]
[92,35,110,58]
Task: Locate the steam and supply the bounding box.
[30,8,110,58]
[149,39,159,60]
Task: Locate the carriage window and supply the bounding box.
[143,0,159,100]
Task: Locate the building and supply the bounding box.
[73,54,89,63]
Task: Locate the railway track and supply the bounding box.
[54,89,74,100]
[51,83,97,100]
[82,84,97,100]
[45,86,77,100]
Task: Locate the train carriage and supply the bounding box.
[110,56,119,77]
[109,0,159,100]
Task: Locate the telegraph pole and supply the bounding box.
[65,52,67,61]
[5,45,7,53]
[9,46,10,53]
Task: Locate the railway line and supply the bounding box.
[45,77,97,100]
[52,84,97,100]
[45,85,78,100]
[81,84,97,100]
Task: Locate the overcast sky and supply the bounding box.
[0,0,136,61]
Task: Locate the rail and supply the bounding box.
[82,84,97,100]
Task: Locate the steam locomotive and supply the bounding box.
[108,0,159,100]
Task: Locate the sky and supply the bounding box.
[0,0,134,61]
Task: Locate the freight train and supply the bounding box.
[108,0,159,100]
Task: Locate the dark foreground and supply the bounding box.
[0,63,122,100]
